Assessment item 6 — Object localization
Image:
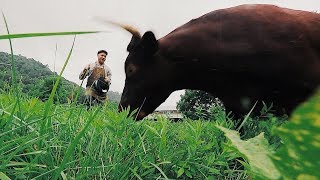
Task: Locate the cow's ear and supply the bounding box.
[127,35,141,52]
[140,31,158,56]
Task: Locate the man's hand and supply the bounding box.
[83,64,91,74]
[79,64,91,80]
[104,77,111,84]
[84,64,90,70]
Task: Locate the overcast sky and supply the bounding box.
[1,0,319,109]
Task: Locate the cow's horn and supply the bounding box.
[97,18,141,38]
[118,24,141,39]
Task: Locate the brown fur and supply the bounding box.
[118,4,320,120]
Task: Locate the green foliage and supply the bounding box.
[218,90,320,179]
[239,113,287,148]
[0,52,67,99]
[0,92,247,179]
[107,91,122,103]
[218,126,280,179]
[177,90,223,120]
[272,90,320,179]
[3,89,319,179]
[37,76,66,103]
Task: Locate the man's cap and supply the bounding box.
[97,50,108,55]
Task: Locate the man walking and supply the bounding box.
[79,50,112,107]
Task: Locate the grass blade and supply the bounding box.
[237,101,258,132]
[0,31,101,40]
[129,167,143,180]
[41,35,76,134]
[149,162,170,179]
[2,12,21,112]
[53,108,100,179]
[0,172,10,180]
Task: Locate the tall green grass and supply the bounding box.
[0,93,250,179]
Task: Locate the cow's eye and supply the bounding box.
[126,63,138,77]
[127,69,133,76]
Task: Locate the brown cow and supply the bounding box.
[118,4,320,120]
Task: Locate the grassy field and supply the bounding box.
[0,88,297,179]
[0,91,246,179]
[1,88,319,179]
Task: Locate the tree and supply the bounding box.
[107,91,121,103]
[177,90,223,120]
[37,76,69,103]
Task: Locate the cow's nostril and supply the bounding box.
[136,111,147,120]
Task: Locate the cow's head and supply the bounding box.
[118,26,173,120]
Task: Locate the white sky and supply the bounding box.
[0,0,319,109]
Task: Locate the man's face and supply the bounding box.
[97,52,107,65]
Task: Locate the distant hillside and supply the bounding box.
[0,52,121,103]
